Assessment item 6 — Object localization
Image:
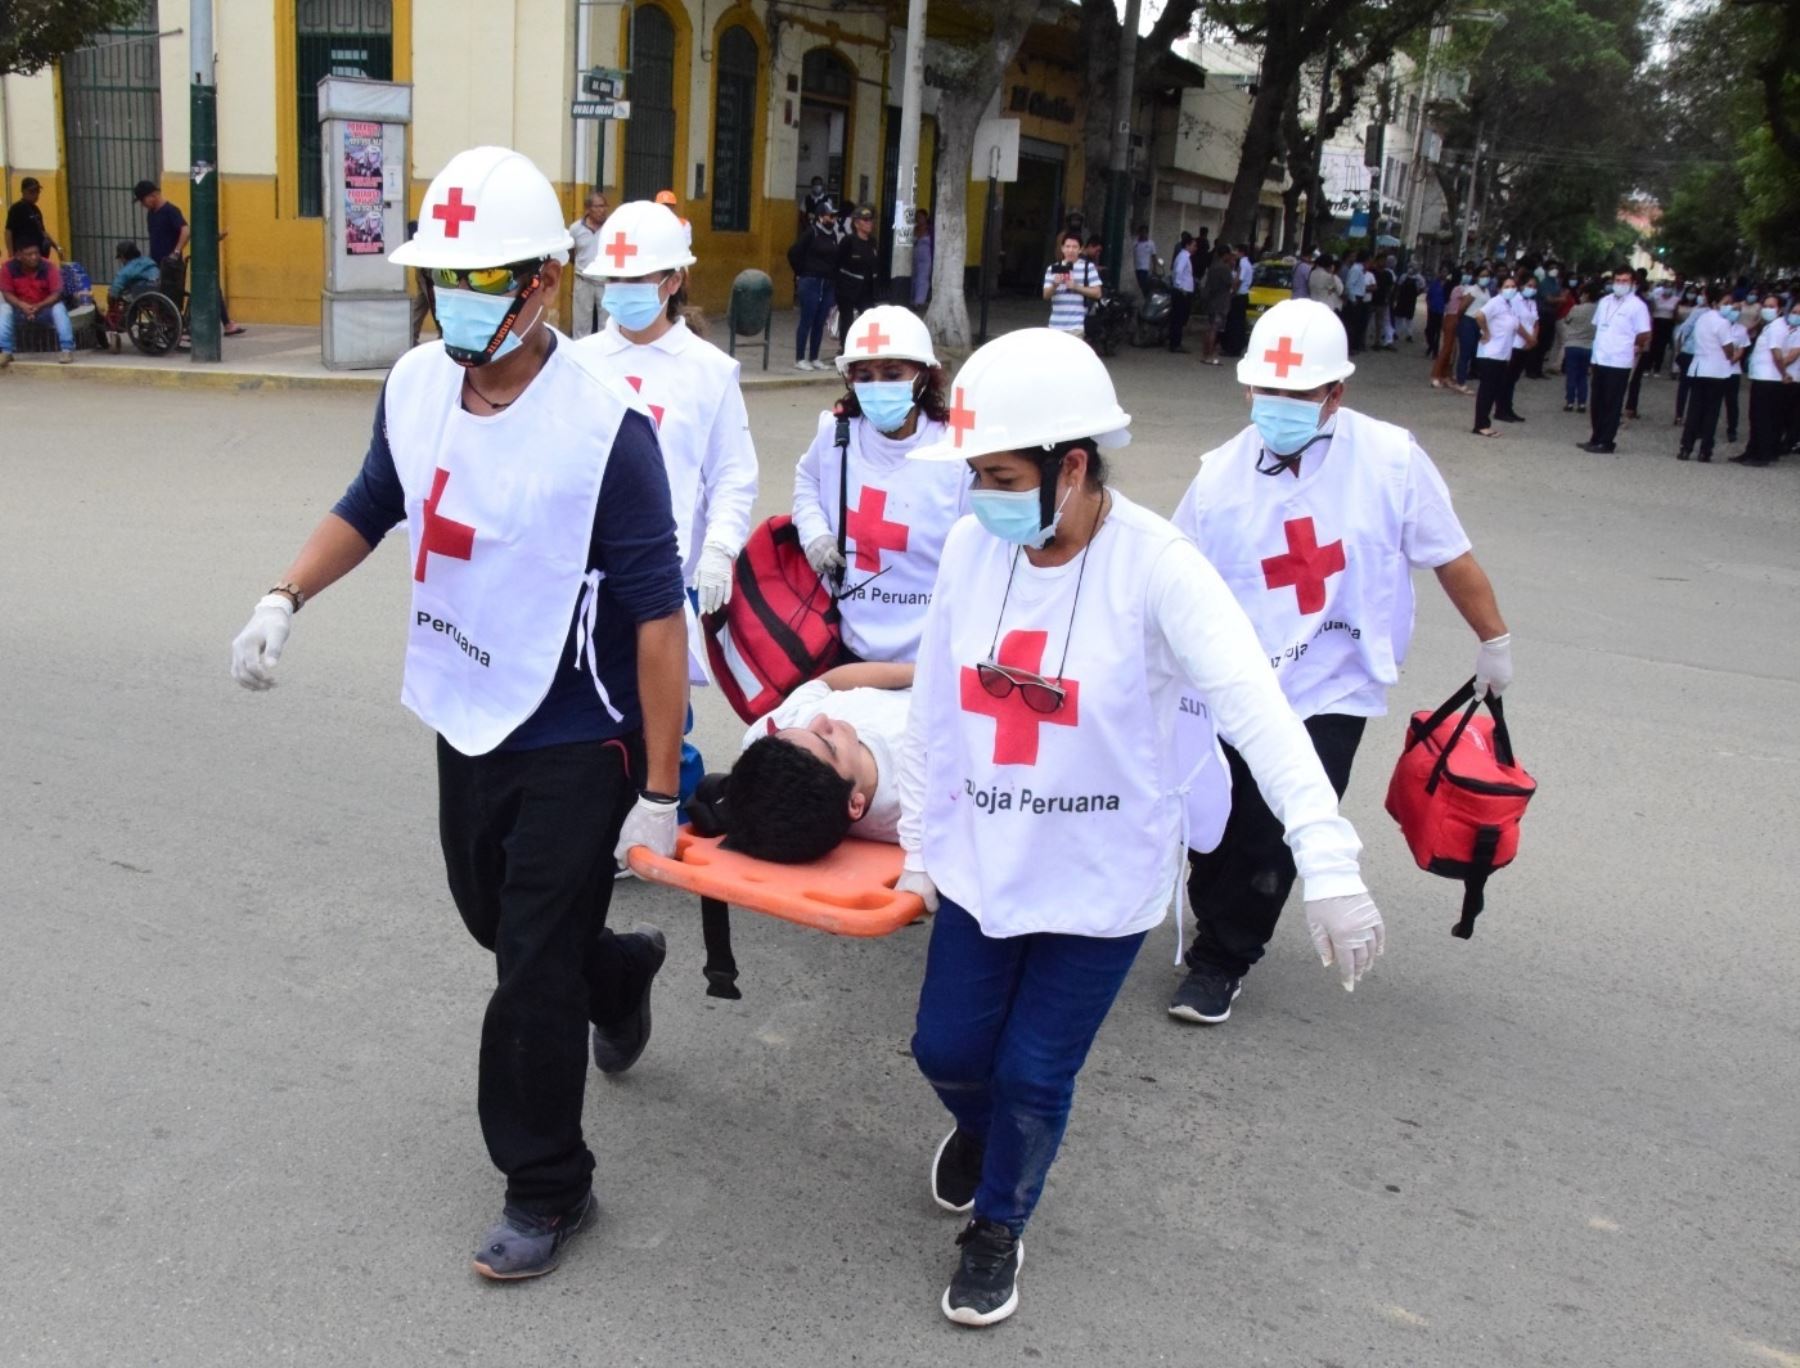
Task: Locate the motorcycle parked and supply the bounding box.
[1132,258,1173,347]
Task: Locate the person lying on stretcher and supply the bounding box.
[719,662,912,862]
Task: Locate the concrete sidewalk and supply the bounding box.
[1,297,1051,394]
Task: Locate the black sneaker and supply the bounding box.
[932,1128,985,1213]
[472,1192,596,1281]
[592,925,666,1076]
[1168,966,1243,1024]
[942,1219,1023,1327]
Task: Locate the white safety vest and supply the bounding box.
[916,496,1199,939]
[576,318,757,583]
[1171,691,1232,854]
[792,411,967,663]
[1177,409,1411,720]
[386,336,630,757]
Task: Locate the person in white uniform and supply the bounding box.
[227,147,689,1281]
[1471,273,1526,437]
[1737,294,1790,466]
[894,327,1383,1328]
[722,661,912,861]
[577,199,760,799]
[793,304,969,664]
[1680,285,1739,463]
[1168,297,1511,1026]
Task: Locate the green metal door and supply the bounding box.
[60,1,162,277]
[296,0,393,217]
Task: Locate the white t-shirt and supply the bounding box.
[1477,296,1522,361]
[1689,310,1735,379]
[1236,254,1254,295]
[1133,238,1155,273]
[1729,321,1750,376]
[1172,249,1195,292]
[1044,259,1099,332]
[1650,285,1679,320]
[1748,318,1790,381]
[1592,292,1651,368]
[742,680,909,842]
[569,216,604,274]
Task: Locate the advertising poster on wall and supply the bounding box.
[343,121,384,255]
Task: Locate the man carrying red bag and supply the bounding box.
[1168,297,1513,1027]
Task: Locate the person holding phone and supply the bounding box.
[1042,232,1100,336]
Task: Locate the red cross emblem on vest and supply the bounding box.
[432,187,476,238]
[1261,516,1344,615]
[415,468,476,582]
[947,386,977,448]
[624,375,665,427]
[854,319,892,353]
[603,231,638,270]
[1263,335,1304,378]
[959,630,1080,766]
[845,487,909,572]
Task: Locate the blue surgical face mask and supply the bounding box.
[436,288,531,365]
[1721,306,1740,323]
[1760,306,1778,323]
[604,281,667,332]
[1461,274,1473,285]
[1788,312,1800,327]
[1501,286,1518,300]
[1522,286,1537,299]
[1613,282,1632,297]
[1251,394,1327,457]
[971,483,1072,549]
[853,380,918,433]
[1478,275,1492,288]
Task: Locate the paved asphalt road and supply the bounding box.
[3,333,1796,1368]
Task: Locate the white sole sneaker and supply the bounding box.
[941,1242,1022,1327]
[1167,981,1242,1025]
[931,1128,975,1214]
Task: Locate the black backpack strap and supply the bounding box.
[1453,826,1503,940]
[833,409,851,599]
[699,894,742,1000]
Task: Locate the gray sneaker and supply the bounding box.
[592,925,667,1076]
[471,1192,596,1281]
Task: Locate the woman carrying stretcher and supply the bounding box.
[893,328,1387,1327]
[792,305,969,664]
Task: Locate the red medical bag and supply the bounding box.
[1385,680,1537,939]
[703,515,843,724]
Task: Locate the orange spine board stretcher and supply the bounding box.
[627,828,928,937]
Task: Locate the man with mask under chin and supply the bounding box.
[1164,297,1514,1028]
[227,146,690,1281]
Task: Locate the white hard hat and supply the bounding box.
[911,327,1130,463]
[1236,297,1356,390]
[578,200,697,278]
[834,305,938,375]
[390,146,572,270]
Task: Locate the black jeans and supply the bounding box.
[1424,309,1443,357]
[1680,375,1726,457]
[1649,316,1674,372]
[437,733,655,1214]
[1169,289,1193,349]
[1746,378,1785,461]
[1589,363,1632,446]
[1625,353,1649,414]
[1674,353,1693,421]
[1501,348,1526,417]
[1223,294,1250,356]
[1473,356,1508,430]
[1185,714,1366,979]
[1723,373,1740,439]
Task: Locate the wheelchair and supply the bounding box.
[106,285,185,357]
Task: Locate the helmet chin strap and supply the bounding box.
[447,272,545,368]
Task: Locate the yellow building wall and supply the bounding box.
[1,68,67,254]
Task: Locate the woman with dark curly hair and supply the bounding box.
[791,305,970,664]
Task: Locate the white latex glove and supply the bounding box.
[614,794,679,864]
[896,854,939,913]
[697,541,736,617]
[806,534,845,577]
[1304,892,1385,992]
[231,594,294,691]
[1474,633,1513,699]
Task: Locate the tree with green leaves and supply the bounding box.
[1,0,148,77]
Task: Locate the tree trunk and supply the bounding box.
[1220,77,1290,247]
[924,3,1047,350]
[1078,1,1118,230]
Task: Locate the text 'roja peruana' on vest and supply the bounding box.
[417,610,491,667]
[961,778,1122,815]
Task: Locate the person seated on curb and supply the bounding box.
[722,662,912,861]
[0,240,76,365]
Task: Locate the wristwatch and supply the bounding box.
[268,581,305,612]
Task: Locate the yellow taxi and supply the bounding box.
[1246,256,1298,327]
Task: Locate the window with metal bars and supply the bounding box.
[295,0,393,218]
[60,0,161,277]
[622,4,677,203]
[711,25,757,233]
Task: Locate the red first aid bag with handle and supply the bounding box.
[1385,679,1537,939]
[703,515,843,724]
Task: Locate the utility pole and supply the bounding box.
[1400,25,1446,262]
[1100,0,1141,293]
[1303,46,1333,256]
[188,0,221,363]
[1455,115,1485,262]
[888,0,927,303]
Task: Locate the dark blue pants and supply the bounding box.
[795,276,834,362]
[1563,347,1591,406]
[912,898,1146,1234]
[1456,315,1480,384]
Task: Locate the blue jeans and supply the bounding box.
[795,276,834,362]
[1,301,75,352]
[1455,315,1480,385]
[1563,347,1591,406]
[911,897,1146,1233]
